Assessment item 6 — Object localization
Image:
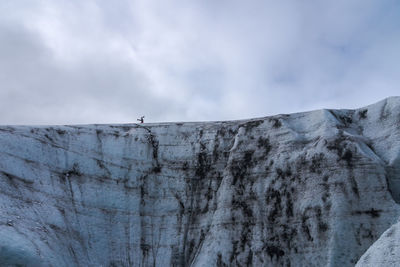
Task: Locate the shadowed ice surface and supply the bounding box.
[1,97,400,266]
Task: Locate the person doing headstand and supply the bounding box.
[137,116,145,123]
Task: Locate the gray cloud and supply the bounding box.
[0,0,399,124]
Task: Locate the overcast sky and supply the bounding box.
[0,0,399,124]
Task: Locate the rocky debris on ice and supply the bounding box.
[0,97,400,266]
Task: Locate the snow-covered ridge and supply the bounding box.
[1,97,400,266]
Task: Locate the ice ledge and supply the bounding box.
[0,97,399,266]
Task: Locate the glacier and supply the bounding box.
[1,97,400,266]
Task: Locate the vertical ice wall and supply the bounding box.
[0,97,400,266]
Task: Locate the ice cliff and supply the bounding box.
[1,97,400,267]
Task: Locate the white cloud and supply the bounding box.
[0,0,399,124]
